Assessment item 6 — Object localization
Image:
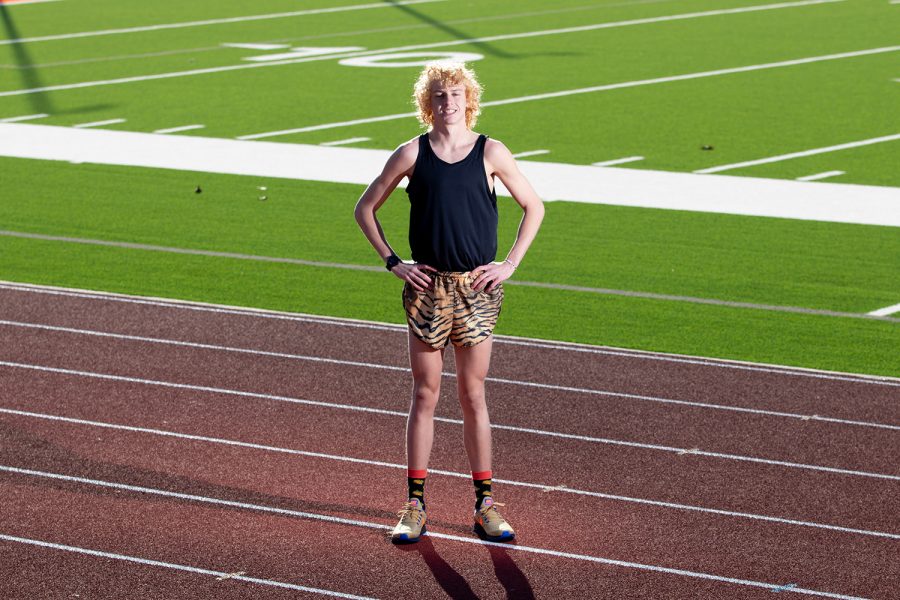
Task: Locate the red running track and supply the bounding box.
[0,282,898,599]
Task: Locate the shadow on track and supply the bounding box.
[0,5,54,114]
[486,544,535,599]
[395,535,479,599]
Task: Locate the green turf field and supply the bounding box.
[1,0,898,376]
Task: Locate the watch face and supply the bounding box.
[386,255,401,270]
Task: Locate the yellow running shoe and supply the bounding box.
[391,498,427,543]
[474,497,515,541]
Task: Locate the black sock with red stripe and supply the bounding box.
[472,470,493,510]
[407,469,427,509]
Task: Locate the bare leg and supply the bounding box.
[406,331,445,471]
[454,336,494,473]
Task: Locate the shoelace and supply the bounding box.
[480,502,507,524]
[396,502,424,523]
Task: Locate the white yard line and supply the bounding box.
[3,318,896,430]
[2,280,898,385]
[72,118,126,129]
[0,0,446,45]
[0,113,48,123]
[239,45,899,140]
[511,149,550,158]
[696,134,900,173]
[1,360,898,481]
[796,170,844,182]
[593,156,645,166]
[0,0,848,98]
[868,303,900,317]
[221,43,290,51]
[320,136,370,146]
[0,533,375,599]
[152,124,205,134]
[2,123,898,227]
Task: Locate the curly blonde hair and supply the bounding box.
[412,62,482,130]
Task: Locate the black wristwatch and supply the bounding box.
[385,254,401,271]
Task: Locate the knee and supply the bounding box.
[458,380,487,414]
[411,381,440,414]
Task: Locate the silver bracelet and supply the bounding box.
[504,258,518,269]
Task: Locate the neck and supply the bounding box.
[429,120,470,140]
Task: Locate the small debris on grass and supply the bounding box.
[257,186,267,191]
[195,185,202,194]
[259,195,268,201]
[701,145,714,150]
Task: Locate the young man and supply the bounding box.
[354,62,544,543]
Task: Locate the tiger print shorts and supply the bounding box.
[403,271,504,349]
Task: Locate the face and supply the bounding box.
[429,81,467,126]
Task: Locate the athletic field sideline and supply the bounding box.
[0,0,898,376]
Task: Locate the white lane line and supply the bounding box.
[868,303,900,317]
[0,0,849,98]
[72,118,126,129]
[2,318,897,432]
[2,279,899,386]
[0,113,48,123]
[592,156,645,166]
[320,137,370,147]
[796,170,845,182]
[0,477,870,599]
[1,361,898,480]
[238,45,895,139]
[695,134,900,173]
[0,533,375,599]
[152,124,205,134]
[0,0,446,45]
[2,429,896,540]
[3,229,897,323]
[511,149,550,159]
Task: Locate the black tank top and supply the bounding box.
[406,133,498,272]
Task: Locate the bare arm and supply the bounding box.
[472,139,545,291]
[353,139,436,291]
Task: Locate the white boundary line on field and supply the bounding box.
[0,0,848,96]
[2,318,897,431]
[2,280,898,385]
[868,303,900,317]
[0,533,375,599]
[2,432,896,540]
[2,360,898,481]
[696,134,900,173]
[0,0,447,45]
[2,229,896,322]
[796,170,844,182]
[3,124,900,227]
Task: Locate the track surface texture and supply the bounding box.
[0,282,898,599]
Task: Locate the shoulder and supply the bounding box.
[483,137,516,172]
[383,135,421,177]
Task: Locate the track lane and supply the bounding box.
[1,285,896,425]
[0,416,891,599]
[0,365,897,534]
[0,325,896,477]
